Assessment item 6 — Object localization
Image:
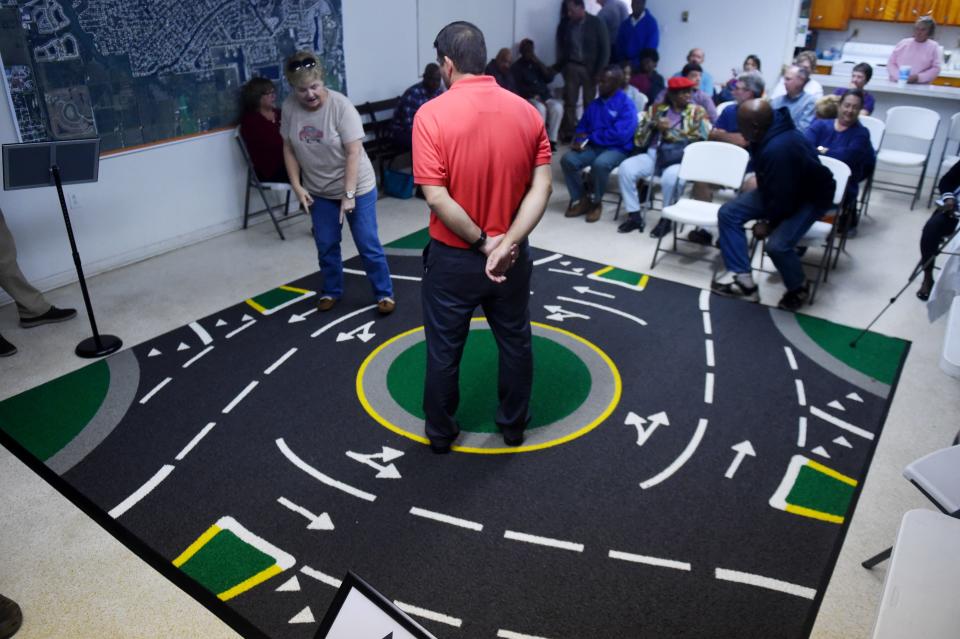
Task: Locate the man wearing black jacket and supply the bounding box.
[711,99,835,311]
[556,0,610,140]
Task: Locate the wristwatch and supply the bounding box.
[344,190,355,200]
[470,229,487,253]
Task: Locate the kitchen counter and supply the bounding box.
[812,74,960,99]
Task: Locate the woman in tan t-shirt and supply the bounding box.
[280,51,395,314]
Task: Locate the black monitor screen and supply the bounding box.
[3,144,52,190]
[3,139,100,190]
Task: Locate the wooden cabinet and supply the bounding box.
[895,0,936,21]
[851,0,895,19]
[809,0,852,29]
[841,0,960,25]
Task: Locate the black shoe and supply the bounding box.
[19,306,77,328]
[0,334,15,358]
[711,273,759,303]
[503,433,524,446]
[429,440,451,454]
[0,594,23,639]
[649,218,673,238]
[618,217,643,233]
[778,285,810,312]
[917,275,934,301]
[687,228,714,245]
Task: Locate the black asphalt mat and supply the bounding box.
[0,237,909,639]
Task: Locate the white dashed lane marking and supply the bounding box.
[504,530,584,553]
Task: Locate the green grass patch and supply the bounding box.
[786,465,855,518]
[597,267,645,286]
[178,529,275,595]
[385,227,431,250]
[796,314,908,386]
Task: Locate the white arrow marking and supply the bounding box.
[724,441,756,479]
[148,348,161,357]
[846,392,864,403]
[345,446,404,479]
[827,400,845,411]
[548,268,584,277]
[288,308,317,324]
[556,296,647,326]
[277,497,335,530]
[311,304,378,338]
[288,606,315,624]
[640,419,708,489]
[215,319,227,327]
[833,436,852,448]
[177,342,190,352]
[543,305,591,322]
[572,285,615,299]
[336,320,376,343]
[276,576,301,592]
[625,411,669,446]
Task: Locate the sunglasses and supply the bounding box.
[287,58,318,73]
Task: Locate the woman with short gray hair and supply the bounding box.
[887,16,942,84]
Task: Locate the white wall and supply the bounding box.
[1,0,806,307]
[649,0,801,92]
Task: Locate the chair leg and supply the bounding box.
[243,179,253,229]
[283,191,291,217]
[257,185,286,240]
[861,546,892,569]
[911,159,930,211]
[650,233,663,269]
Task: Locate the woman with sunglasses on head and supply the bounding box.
[239,77,288,183]
[281,51,395,315]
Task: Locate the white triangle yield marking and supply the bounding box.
[177,342,190,351]
[811,445,831,459]
[846,392,864,403]
[148,348,161,357]
[276,576,301,592]
[288,606,315,624]
[828,400,845,411]
[833,436,853,448]
[241,314,254,322]
[560,261,571,266]
[215,319,227,327]
[572,267,585,273]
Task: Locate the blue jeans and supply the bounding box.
[560,146,628,204]
[717,189,825,292]
[310,188,393,300]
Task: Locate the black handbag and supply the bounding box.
[655,141,688,174]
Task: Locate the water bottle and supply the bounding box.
[898,65,911,85]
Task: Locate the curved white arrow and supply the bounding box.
[626,410,670,446]
[543,305,591,322]
[346,446,404,479]
[724,441,756,479]
[311,304,378,338]
[556,296,647,326]
[640,419,708,489]
[337,320,376,343]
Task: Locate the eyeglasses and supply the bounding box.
[287,58,318,73]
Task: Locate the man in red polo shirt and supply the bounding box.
[413,21,553,454]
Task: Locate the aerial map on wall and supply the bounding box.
[0,0,345,152]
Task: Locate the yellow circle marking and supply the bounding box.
[356,319,621,454]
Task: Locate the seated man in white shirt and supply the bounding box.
[770,65,816,132]
[770,50,824,99]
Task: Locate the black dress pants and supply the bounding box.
[421,240,533,445]
[920,207,958,267]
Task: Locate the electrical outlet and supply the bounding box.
[67,192,82,209]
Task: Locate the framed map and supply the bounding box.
[0,0,345,152]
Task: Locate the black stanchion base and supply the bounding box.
[76,334,123,358]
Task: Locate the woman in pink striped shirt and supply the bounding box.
[887,16,942,84]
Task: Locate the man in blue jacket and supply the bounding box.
[613,0,659,70]
[712,100,835,311]
[560,65,637,223]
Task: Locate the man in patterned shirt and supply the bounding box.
[390,63,444,150]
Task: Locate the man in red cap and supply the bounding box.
[616,75,711,236]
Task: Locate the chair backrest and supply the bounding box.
[675,141,750,189]
[948,112,960,143]
[234,127,257,181]
[859,115,885,152]
[635,91,648,115]
[902,444,960,514]
[883,106,940,142]
[716,101,737,118]
[818,155,851,206]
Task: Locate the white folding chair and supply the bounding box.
[862,444,960,570]
[715,101,737,118]
[235,129,302,240]
[872,106,939,210]
[754,156,850,304]
[650,141,749,269]
[857,115,885,219]
[928,112,960,207]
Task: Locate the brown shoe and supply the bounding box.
[377,297,396,315]
[565,198,593,218]
[317,296,337,312]
[585,202,603,223]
